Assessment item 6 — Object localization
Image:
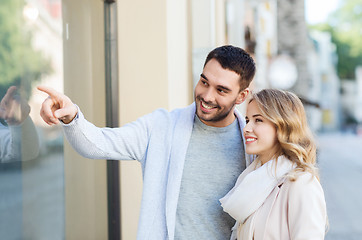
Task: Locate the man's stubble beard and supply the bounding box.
[195,96,237,124]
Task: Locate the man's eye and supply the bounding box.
[218,89,225,93]
[202,81,208,86]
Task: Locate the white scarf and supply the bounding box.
[220,155,295,239]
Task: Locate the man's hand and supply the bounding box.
[37,86,78,125]
[0,86,31,125]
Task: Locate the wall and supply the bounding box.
[62,0,108,239]
[117,0,192,238]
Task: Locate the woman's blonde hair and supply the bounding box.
[250,89,318,180]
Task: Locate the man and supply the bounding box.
[38,45,256,239]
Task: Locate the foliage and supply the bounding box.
[0,0,51,100]
[308,0,362,79]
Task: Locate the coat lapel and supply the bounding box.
[165,103,195,240]
[234,109,254,166]
[253,180,285,240]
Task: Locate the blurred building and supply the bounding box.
[275,0,340,133]
[356,67,362,124]
[308,31,341,132]
[248,0,341,133]
[340,67,362,133]
[277,0,311,95]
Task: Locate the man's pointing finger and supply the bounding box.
[37,86,60,99]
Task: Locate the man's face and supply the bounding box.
[194,59,249,127]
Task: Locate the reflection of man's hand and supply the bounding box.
[0,86,31,125]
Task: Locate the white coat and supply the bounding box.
[238,172,327,239]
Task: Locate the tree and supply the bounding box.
[309,0,362,79]
[0,0,51,100]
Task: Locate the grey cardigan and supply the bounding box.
[62,102,251,240]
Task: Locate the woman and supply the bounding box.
[220,89,327,239]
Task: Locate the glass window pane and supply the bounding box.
[0,0,64,239]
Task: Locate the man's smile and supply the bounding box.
[200,100,218,113]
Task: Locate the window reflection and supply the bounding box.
[0,0,64,239]
[0,86,39,163]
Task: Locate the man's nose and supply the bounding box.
[202,88,216,103]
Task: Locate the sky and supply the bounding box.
[305,0,340,24]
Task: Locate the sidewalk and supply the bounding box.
[317,132,362,240]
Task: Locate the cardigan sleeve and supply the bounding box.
[0,117,39,163]
[62,106,161,162]
[287,173,327,240]
[0,123,18,162]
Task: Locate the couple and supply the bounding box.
[38,45,327,240]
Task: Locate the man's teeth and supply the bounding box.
[202,102,214,109]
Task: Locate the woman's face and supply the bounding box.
[243,100,279,164]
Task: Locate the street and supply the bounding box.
[317,132,362,240]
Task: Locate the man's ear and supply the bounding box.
[236,88,250,105]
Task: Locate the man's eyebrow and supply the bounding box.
[200,73,208,80]
[200,73,232,92]
[218,85,232,92]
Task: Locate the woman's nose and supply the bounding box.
[243,123,252,133]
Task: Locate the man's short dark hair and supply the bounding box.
[204,45,256,90]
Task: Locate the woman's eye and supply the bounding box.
[245,119,249,124]
[256,118,263,122]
